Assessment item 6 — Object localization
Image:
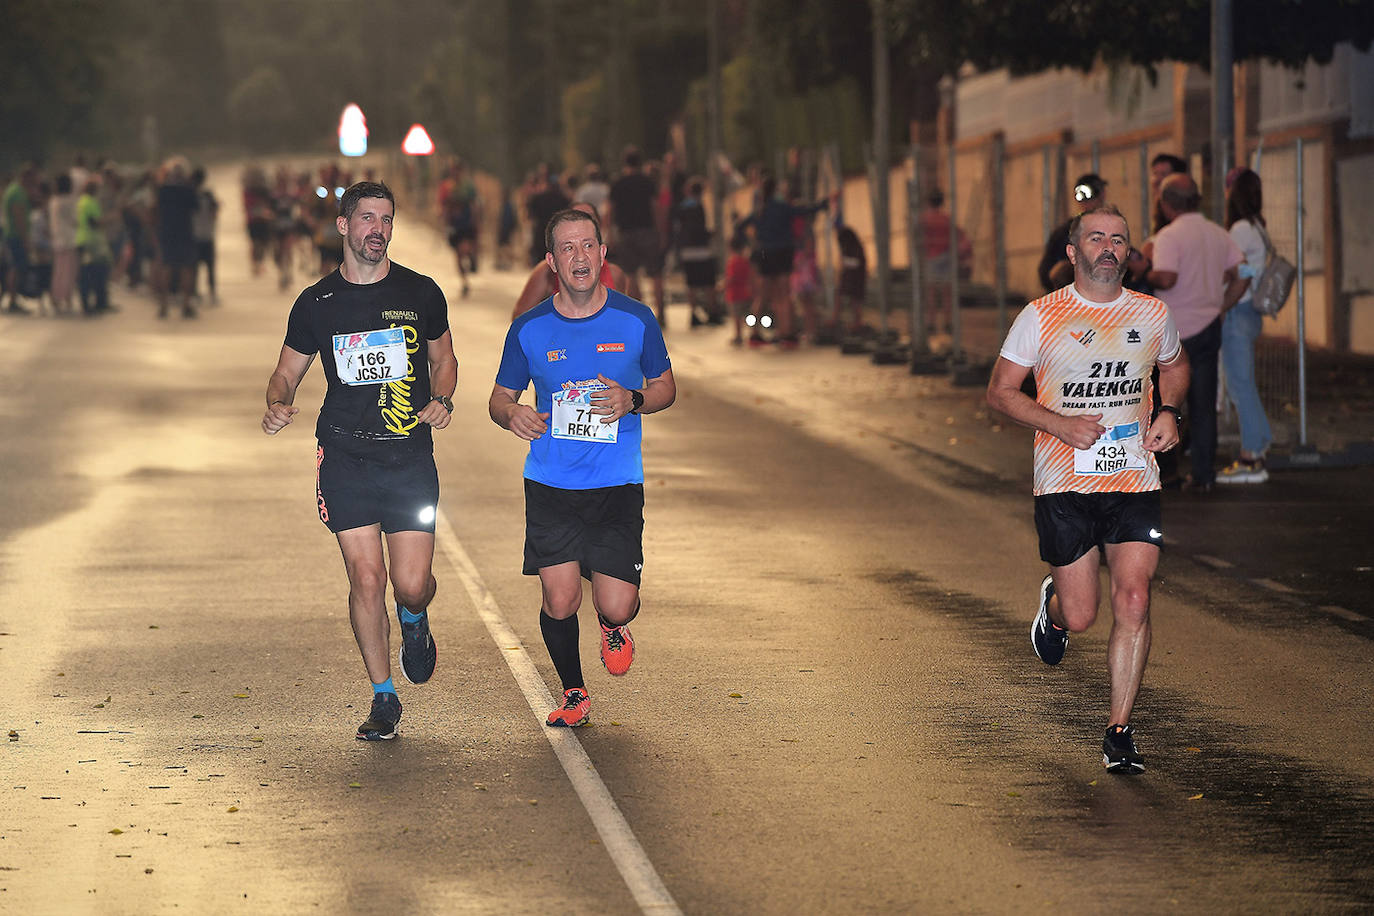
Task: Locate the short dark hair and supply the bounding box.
[339,180,395,220]
[1068,204,1130,249]
[544,207,602,254]
[1151,153,1187,175]
[623,146,642,169]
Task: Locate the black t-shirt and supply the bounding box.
[609,172,656,230]
[284,262,449,461]
[527,187,570,235]
[157,183,197,243]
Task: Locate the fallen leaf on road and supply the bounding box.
[528,799,538,806]
[1186,747,1201,753]
[233,694,249,699]
[148,625,159,630]
[1188,793,1204,800]
[1088,780,1097,786]
[226,806,239,813]
[109,828,124,835]
[145,868,154,874]
[191,715,203,719]
[473,783,487,791]
[728,693,742,698]
[609,721,622,727]
[348,782,362,789]
[1006,791,1021,798]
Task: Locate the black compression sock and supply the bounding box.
[539,611,584,691]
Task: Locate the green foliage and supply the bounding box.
[0,1,113,169]
[560,73,610,176]
[228,66,299,152]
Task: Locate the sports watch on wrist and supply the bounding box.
[431,394,453,414]
[1158,405,1182,424]
[630,389,645,415]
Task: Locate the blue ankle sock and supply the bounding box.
[398,605,424,624]
[372,677,396,695]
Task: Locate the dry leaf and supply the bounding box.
[348,782,362,789]
[728,692,742,698]
[109,828,124,835]
[226,806,239,813]
[1188,793,1204,800]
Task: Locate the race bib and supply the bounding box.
[1074,422,1147,475]
[551,384,618,443]
[333,328,406,386]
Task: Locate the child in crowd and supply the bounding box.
[723,236,755,347]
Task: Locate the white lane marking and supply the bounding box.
[434,509,683,916]
[1321,605,1366,622]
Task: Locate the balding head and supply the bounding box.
[1160,173,1200,214]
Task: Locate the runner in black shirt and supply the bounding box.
[261,181,458,741]
[607,146,667,327]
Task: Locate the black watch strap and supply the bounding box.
[432,395,453,413]
[1158,405,1182,423]
[630,389,645,414]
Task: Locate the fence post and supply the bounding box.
[948,142,961,359]
[1295,137,1308,447]
[993,132,1008,343]
[1042,145,1053,248]
[1139,141,1151,241]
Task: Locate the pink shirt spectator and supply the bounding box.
[1152,212,1244,338]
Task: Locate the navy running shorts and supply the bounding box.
[315,444,439,535]
[1033,490,1163,568]
[523,479,644,586]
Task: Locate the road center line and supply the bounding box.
[435,508,683,916]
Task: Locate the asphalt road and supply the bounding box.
[2,165,1371,914]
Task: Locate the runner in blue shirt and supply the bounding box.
[490,207,675,727]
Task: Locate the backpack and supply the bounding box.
[1250,220,1296,317]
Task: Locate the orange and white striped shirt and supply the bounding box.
[1000,285,1181,496]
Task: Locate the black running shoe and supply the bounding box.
[357,692,402,741]
[398,609,437,685]
[1103,724,1145,774]
[1030,574,1069,665]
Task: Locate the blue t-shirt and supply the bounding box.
[495,289,671,489]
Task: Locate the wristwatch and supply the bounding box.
[1158,405,1183,424]
[431,395,453,414]
[630,390,645,415]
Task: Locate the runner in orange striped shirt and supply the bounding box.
[987,205,1190,774]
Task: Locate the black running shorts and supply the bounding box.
[610,227,664,275]
[1033,490,1163,568]
[315,444,439,534]
[754,246,795,278]
[523,479,644,586]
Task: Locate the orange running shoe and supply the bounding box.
[546,688,590,727]
[599,619,635,676]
